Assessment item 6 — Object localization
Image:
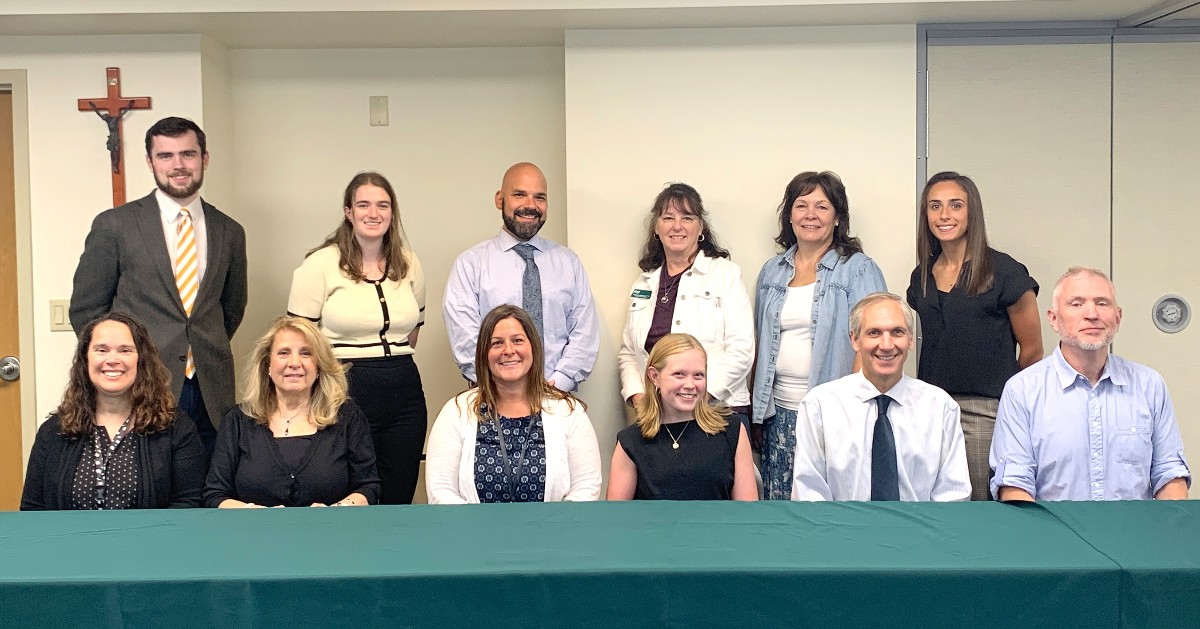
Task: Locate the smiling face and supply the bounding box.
[268,328,318,395]
[647,348,707,423]
[343,183,393,244]
[654,200,702,260]
[1049,272,1122,352]
[790,186,836,251]
[147,131,208,201]
[487,316,534,386]
[496,164,548,241]
[851,300,912,392]
[87,320,139,400]
[925,180,969,244]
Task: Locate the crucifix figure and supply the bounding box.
[78,67,152,207]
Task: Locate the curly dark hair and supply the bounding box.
[56,312,177,437]
[773,171,863,259]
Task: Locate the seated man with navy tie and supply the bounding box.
[791,292,970,501]
[443,162,599,392]
[990,267,1190,501]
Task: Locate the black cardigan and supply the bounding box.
[20,411,206,510]
[202,401,381,507]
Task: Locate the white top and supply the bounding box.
[792,372,970,502]
[156,189,207,282]
[425,391,603,504]
[287,245,425,359]
[617,252,754,406]
[772,284,814,410]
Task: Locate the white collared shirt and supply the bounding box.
[156,189,208,282]
[792,372,970,502]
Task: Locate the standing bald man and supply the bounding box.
[443,162,598,391]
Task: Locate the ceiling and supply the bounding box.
[0,1,1195,48]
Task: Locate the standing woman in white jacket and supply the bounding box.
[618,183,754,427]
[426,305,602,503]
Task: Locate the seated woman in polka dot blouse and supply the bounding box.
[21,312,206,510]
[425,305,602,504]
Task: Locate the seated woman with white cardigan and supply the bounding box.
[425,304,602,503]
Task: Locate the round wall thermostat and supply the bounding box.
[1152,295,1190,334]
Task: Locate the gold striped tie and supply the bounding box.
[174,208,198,378]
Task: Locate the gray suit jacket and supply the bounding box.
[69,191,248,427]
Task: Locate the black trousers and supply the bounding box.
[344,355,428,505]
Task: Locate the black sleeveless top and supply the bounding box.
[616,419,739,500]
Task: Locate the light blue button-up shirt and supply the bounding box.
[990,346,1190,500]
[751,246,887,423]
[443,230,599,392]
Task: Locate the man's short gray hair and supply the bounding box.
[849,292,916,338]
[1050,266,1116,310]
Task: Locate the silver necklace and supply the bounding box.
[278,407,306,436]
[663,421,689,450]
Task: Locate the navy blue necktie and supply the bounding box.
[871,394,900,501]
[513,243,543,335]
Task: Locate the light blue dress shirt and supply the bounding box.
[752,246,887,422]
[990,346,1190,501]
[443,230,599,392]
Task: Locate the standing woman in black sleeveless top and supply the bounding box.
[906,172,1042,501]
[608,333,757,501]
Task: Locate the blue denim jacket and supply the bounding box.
[752,246,887,423]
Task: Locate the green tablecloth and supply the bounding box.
[0,501,1194,628]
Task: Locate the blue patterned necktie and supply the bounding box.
[871,394,900,501]
[513,243,543,335]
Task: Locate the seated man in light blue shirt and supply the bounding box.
[990,266,1190,501]
[792,292,970,501]
[443,162,599,392]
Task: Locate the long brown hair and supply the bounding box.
[241,317,349,428]
[468,305,577,422]
[634,333,729,438]
[55,312,176,437]
[636,183,730,272]
[308,171,411,282]
[774,171,864,258]
[915,171,994,297]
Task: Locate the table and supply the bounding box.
[0,501,1196,628]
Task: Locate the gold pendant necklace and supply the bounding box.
[663,421,689,449]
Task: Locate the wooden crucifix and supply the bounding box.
[78,67,152,207]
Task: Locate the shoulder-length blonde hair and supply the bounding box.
[55,312,176,437]
[241,316,348,428]
[634,333,729,438]
[307,171,411,282]
[468,305,578,422]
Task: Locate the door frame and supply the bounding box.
[0,69,38,472]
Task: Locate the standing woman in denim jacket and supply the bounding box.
[753,171,887,500]
[618,183,754,427]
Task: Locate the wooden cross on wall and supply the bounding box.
[78,67,152,207]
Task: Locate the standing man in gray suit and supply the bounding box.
[70,116,248,456]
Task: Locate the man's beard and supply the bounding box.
[503,206,545,241]
[156,169,204,200]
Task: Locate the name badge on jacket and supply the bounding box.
[631,289,652,300]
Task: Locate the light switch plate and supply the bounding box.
[369,96,389,126]
[50,299,72,332]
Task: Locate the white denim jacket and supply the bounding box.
[617,252,754,406]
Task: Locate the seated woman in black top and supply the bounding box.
[607,333,756,501]
[204,316,380,508]
[906,172,1042,501]
[21,312,205,510]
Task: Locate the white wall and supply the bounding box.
[0,35,204,437]
[565,25,918,479]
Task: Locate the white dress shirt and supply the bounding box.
[792,372,970,502]
[156,189,207,282]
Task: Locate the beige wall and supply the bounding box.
[0,35,205,446]
[227,47,566,499]
[565,25,918,480]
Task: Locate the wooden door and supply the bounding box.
[0,89,23,510]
